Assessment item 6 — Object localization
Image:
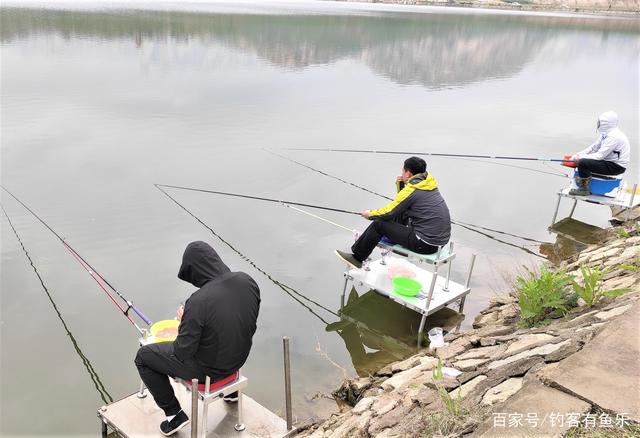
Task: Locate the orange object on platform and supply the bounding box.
[562,154,577,168]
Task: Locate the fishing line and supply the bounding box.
[266,151,548,246]
[287,147,571,179]
[435,154,570,178]
[0,185,151,333]
[285,204,355,233]
[154,184,338,324]
[1,203,113,404]
[155,183,360,216]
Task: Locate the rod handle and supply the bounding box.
[133,306,152,325]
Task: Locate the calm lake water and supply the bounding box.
[1,1,638,435]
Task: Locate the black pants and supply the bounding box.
[135,342,206,416]
[351,220,438,262]
[577,159,626,178]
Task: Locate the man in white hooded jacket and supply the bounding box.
[570,111,630,196]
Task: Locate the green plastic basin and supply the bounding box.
[392,277,422,297]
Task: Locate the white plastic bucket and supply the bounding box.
[428,327,444,348]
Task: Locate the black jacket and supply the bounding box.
[174,241,260,379]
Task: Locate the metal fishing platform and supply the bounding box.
[98,336,296,438]
[339,242,476,347]
[550,182,639,227]
[97,379,289,438]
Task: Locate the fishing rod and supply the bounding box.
[287,147,573,163]
[1,202,113,404]
[154,184,338,325]
[155,183,360,215]
[0,185,151,334]
[266,150,547,244]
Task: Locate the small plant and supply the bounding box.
[432,358,463,416]
[620,258,640,273]
[421,359,481,436]
[571,266,630,306]
[615,228,631,238]
[516,266,574,326]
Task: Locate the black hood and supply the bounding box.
[178,241,230,287]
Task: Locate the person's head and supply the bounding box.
[178,241,230,288]
[597,111,618,135]
[402,157,427,182]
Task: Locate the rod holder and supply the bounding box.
[283,337,293,431]
[191,379,198,438]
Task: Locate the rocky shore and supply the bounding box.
[341,0,640,15]
[297,220,640,437]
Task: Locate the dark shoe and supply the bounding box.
[160,410,189,436]
[223,391,239,403]
[334,250,362,269]
[569,177,591,196]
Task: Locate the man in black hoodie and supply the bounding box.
[135,241,260,436]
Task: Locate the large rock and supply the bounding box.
[481,378,523,405]
[390,356,421,373]
[451,374,487,399]
[435,343,466,360]
[545,302,640,422]
[475,325,516,337]
[473,311,499,328]
[352,397,374,415]
[595,303,632,321]
[453,358,489,371]
[488,340,570,369]
[474,379,590,437]
[371,396,398,417]
[367,405,414,436]
[327,410,373,438]
[502,333,556,356]
[456,344,506,361]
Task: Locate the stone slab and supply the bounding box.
[475,379,590,437]
[546,302,640,422]
[503,333,556,356]
[488,340,570,370]
[481,378,523,405]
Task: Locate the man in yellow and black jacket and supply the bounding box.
[336,157,451,269]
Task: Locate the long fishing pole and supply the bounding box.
[0,185,151,334]
[266,150,547,244]
[155,183,360,215]
[154,184,338,324]
[1,202,113,404]
[287,147,573,163]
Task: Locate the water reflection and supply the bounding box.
[2,8,636,89]
[329,287,463,377]
[542,217,609,264]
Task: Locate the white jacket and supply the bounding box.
[577,111,630,167]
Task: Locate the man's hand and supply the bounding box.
[396,175,403,183]
[361,210,370,219]
[176,304,185,321]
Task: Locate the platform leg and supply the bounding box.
[340,276,349,310]
[191,379,198,438]
[569,199,578,218]
[458,296,467,313]
[137,380,147,398]
[550,193,562,228]
[425,266,438,312]
[443,242,454,292]
[234,392,246,431]
[626,184,637,221]
[101,419,107,438]
[417,314,427,348]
